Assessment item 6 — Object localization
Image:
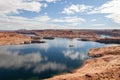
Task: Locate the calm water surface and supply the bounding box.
[0,38,113,80]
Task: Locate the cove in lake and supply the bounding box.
[0,38,114,80]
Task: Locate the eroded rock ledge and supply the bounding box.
[47,46,120,80]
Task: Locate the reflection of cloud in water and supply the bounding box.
[63,50,79,60]
[35,43,50,52]
[0,50,43,69]
[0,49,66,73]
[63,49,88,60]
[33,62,67,73]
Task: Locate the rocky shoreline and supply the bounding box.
[47,46,120,80]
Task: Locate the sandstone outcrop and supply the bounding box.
[0,32,31,45]
[88,46,120,57]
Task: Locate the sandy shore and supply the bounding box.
[47,46,120,80]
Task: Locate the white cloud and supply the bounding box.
[52,16,86,26]
[33,0,57,3]
[44,0,57,3]
[0,15,83,30]
[0,0,70,30]
[35,15,51,22]
[90,23,113,29]
[91,19,96,22]
[90,0,120,23]
[0,0,47,15]
[106,14,120,23]
[92,23,105,27]
[53,16,85,23]
[0,15,53,30]
[0,0,86,30]
[62,4,92,15]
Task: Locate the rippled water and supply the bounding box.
[0,38,111,80]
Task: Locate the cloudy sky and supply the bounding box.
[0,0,120,30]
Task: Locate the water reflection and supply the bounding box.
[0,51,42,69]
[0,38,110,80]
[33,62,67,73]
[0,48,67,73]
[63,50,87,60]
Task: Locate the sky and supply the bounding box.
[0,0,120,30]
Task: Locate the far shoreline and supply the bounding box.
[0,29,120,45]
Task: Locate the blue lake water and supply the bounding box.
[0,38,114,80]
